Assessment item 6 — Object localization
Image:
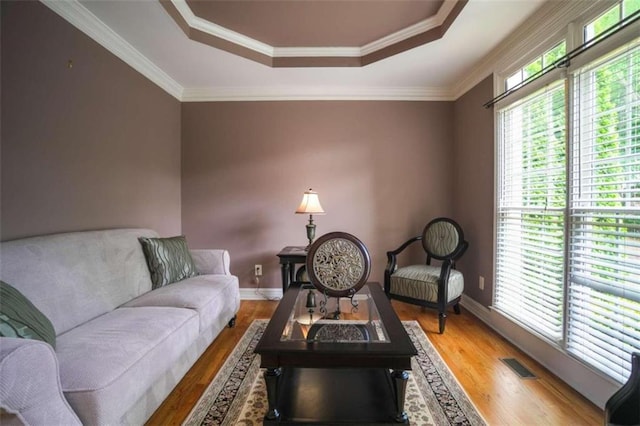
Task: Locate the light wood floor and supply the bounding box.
[146,299,603,425]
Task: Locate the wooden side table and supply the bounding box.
[276,246,307,293]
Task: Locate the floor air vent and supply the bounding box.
[500,358,537,379]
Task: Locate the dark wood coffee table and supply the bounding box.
[255,282,417,425]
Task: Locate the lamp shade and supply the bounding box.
[295,189,325,215]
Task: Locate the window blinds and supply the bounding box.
[568,40,640,383]
[495,81,567,342]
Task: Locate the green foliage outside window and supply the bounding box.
[586,0,640,42]
[623,0,640,18]
[507,42,567,91]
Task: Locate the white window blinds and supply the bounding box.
[495,81,567,342]
[568,40,640,383]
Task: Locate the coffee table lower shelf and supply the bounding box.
[264,367,409,425]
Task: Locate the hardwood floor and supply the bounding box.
[146,299,603,425]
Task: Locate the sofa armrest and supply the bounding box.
[0,338,81,426]
[190,249,231,275]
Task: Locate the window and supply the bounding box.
[495,2,640,384]
[495,82,567,342]
[506,42,567,91]
[585,0,640,43]
[568,40,640,383]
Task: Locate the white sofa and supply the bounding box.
[0,228,240,425]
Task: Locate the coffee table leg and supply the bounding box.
[391,369,409,423]
[264,367,282,421]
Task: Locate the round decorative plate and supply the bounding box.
[306,232,371,297]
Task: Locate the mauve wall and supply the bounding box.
[0,1,181,241]
[1,0,494,304]
[181,101,454,288]
[452,75,495,307]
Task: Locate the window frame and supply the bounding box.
[492,0,640,385]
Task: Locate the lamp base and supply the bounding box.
[305,217,316,248]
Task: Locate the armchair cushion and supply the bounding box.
[390,265,464,302]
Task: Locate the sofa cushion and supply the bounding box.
[139,236,198,289]
[122,274,240,331]
[0,229,157,335]
[56,306,199,425]
[0,281,56,348]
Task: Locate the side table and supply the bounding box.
[276,246,307,293]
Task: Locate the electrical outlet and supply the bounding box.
[479,276,485,290]
[254,264,263,276]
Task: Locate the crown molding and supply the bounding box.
[42,0,601,103]
[361,0,458,55]
[273,47,363,58]
[38,0,456,102]
[172,0,273,56]
[38,0,477,102]
[41,0,183,100]
[170,0,463,60]
[360,15,438,56]
[181,86,456,102]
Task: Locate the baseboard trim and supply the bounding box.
[459,294,492,323]
[240,287,283,301]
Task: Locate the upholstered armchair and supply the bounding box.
[384,218,468,333]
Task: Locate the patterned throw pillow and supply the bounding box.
[139,236,198,289]
[0,280,56,348]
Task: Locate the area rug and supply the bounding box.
[184,320,486,426]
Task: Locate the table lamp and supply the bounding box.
[295,188,325,248]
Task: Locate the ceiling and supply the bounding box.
[159,0,466,67]
[46,0,546,101]
[185,0,445,47]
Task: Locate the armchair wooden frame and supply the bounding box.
[384,217,468,333]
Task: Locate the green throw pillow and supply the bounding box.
[0,280,56,348]
[139,236,198,289]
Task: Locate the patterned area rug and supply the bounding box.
[184,320,486,426]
